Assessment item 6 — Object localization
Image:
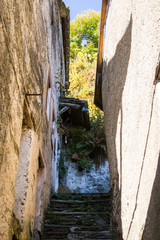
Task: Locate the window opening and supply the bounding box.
[46,68,52,122]
[33,152,45,236]
[12,234,18,240]
[51,109,56,150]
[38,154,44,169]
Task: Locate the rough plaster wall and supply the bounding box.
[0,0,67,239]
[102,0,160,239]
[49,0,67,193]
[33,158,45,236]
[13,128,39,239]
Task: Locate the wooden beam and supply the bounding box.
[94,0,108,110]
[59,102,81,109]
[59,106,70,114]
[97,0,108,73]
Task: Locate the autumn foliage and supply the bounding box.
[66,10,106,166]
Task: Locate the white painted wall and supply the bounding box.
[63,159,110,193]
[102,0,160,239]
[51,121,61,192]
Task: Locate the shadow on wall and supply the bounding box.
[142,153,160,240]
[103,16,132,238]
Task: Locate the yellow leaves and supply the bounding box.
[68,10,103,120]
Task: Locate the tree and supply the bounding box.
[70,10,101,60]
[66,10,106,161]
[68,10,102,118]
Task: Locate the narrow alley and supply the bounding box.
[0,0,160,240]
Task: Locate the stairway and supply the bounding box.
[41,193,113,240]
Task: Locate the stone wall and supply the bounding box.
[101,0,160,239]
[0,0,69,239]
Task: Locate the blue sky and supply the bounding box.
[63,0,102,21]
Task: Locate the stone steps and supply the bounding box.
[43,224,111,232]
[41,193,113,240]
[42,231,112,240]
[50,200,110,212]
[51,193,110,200]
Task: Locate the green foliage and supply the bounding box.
[65,10,106,171]
[68,10,104,121]
[67,124,106,169]
[70,10,100,60]
[67,140,93,171]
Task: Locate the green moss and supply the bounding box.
[51,192,91,201]
[10,213,22,240]
[48,212,63,224]
[70,204,95,213]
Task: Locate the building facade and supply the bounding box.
[95,0,160,239]
[0,0,69,239]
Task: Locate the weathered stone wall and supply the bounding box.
[102,0,160,239]
[0,0,69,239]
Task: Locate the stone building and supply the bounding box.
[0,0,70,239]
[95,0,160,239]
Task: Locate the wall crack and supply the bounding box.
[126,85,156,239]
